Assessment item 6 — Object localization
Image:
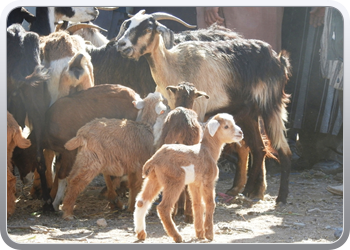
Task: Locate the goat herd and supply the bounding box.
[7,7,293,243]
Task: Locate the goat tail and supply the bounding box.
[142,160,155,178]
[16,136,31,149]
[64,136,85,151]
[258,50,292,156]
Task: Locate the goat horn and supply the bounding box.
[128,9,146,18]
[66,23,108,34]
[96,7,119,11]
[55,21,64,32]
[151,12,197,29]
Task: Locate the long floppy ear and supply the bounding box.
[207,119,220,137]
[132,99,145,110]
[156,22,175,49]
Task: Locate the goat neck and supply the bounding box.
[143,36,180,110]
[200,129,226,163]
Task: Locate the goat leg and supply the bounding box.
[276,147,291,204]
[226,142,249,197]
[103,174,124,210]
[184,186,193,223]
[157,188,183,243]
[36,147,54,210]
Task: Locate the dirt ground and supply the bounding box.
[6,160,344,245]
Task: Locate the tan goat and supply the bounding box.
[40,30,94,105]
[61,92,168,220]
[7,111,31,217]
[134,113,243,242]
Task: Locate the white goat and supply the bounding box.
[134,113,243,243]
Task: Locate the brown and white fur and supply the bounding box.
[134,113,243,242]
[157,82,209,223]
[61,92,168,220]
[7,112,31,217]
[40,30,94,105]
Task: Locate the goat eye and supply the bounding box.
[224,125,229,129]
[146,27,152,33]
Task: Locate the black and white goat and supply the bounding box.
[116,10,292,204]
[29,7,99,36]
[7,7,36,27]
[7,23,52,206]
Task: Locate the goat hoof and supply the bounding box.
[225,188,239,197]
[276,196,287,205]
[275,201,287,208]
[42,202,55,212]
[205,231,214,241]
[62,213,75,220]
[173,235,183,243]
[196,230,205,239]
[109,199,124,210]
[137,230,147,240]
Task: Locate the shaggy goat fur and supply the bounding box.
[61,92,168,219]
[40,30,94,105]
[43,84,141,211]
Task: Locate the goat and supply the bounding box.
[116,10,292,204]
[43,84,141,211]
[64,21,241,100]
[7,7,36,27]
[29,7,99,36]
[11,29,94,203]
[40,30,94,105]
[7,112,32,217]
[65,23,109,47]
[61,92,168,220]
[134,113,243,242]
[7,23,53,207]
[157,82,209,223]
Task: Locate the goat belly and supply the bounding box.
[181,164,195,185]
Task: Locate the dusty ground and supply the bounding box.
[6,160,344,245]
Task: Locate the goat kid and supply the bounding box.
[61,92,168,220]
[134,113,243,242]
[157,82,209,223]
[7,112,32,216]
[43,84,141,211]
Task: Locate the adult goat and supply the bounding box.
[7,24,52,207]
[116,10,292,204]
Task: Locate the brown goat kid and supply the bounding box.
[7,112,31,217]
[61,92,168,220]
[157,82,209,223]
[44,84,140,211]
[134,113,243,243]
